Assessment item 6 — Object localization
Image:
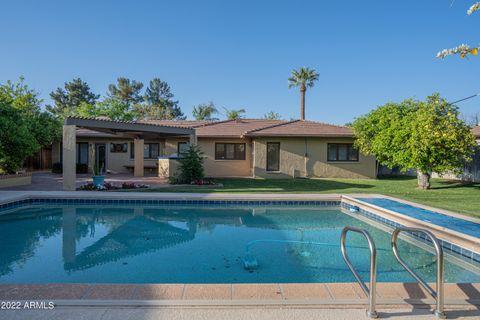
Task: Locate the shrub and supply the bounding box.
[172,144,204,184]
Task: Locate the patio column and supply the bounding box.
[189,133,197,145]
[62,125,76,191]
[62,207,76,264]
[134,138,144,177]
[88,143,95,174]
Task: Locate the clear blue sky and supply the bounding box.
[1,0,479,124]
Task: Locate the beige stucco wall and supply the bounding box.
[74,138,164,174]
[57,135,376,179]
[164,137,253,177]
[164,137,187,157]
[253,137,377,179]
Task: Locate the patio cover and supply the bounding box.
[62,117,196,190]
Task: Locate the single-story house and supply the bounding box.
[473,126,480,143]
[56,117,378,189]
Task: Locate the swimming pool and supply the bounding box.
[0,200,479,284]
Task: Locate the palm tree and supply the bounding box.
[192,102,218,120]
[288,67,319,120]
[263,111,282,120]
[224,108,246,120]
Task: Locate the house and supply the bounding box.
[56,117,377,190]
[473,126,480,143]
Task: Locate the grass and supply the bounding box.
[139,176,480,218]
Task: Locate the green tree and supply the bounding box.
[0,99,36,173]
[352,94,476,189]
[192,102,218,120]
[177,144,205,183]
[1,78,60,148]
[288,67,319,120]
[96,77,144,121]
[225,108,246,120]
[107,77,144,105]
[48,78,99,117]
[263,111,282,120]
[134,78,185,120]
[94,99,134,121]
[0,78,60,173]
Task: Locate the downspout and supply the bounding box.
[250,138,255,177]
[304,137,309,178]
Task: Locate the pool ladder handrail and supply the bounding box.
[392,227,446,319]
[341,226,378,318]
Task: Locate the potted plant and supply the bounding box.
[92,164,105,188]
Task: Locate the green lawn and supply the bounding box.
[142,176,480,218]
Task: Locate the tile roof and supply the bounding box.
[67,116,185,129]
[195,119,289,137]
[244,120,354,137]
[135,119,216,128]
[73,118,354,138]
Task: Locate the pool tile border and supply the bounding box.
[0,197,340,211]
[341,200,480,265]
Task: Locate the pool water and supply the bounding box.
[0,204,479,284]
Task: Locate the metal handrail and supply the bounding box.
[392,227,446,319]
[341,226,378,318]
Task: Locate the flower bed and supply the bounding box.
[79,182,149,191]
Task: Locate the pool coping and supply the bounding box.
[1,283,480,307]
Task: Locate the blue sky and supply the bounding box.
[1,0,479,124]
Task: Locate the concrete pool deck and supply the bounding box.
[1,282,480,305]
[1,283,480,320]
[2,306,480,320]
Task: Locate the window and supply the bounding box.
[266,142,280,172]
[110,143,128,153]
[327,143,359,161]
[215,143,246,160]
[76,143,89,164]
[177,142,189,157]
[130,142,160,159]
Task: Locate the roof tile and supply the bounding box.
[244,120,353,137]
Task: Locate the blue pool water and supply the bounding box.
[357,198,480,238]
[0,203,479,284]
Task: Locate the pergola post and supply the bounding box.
[88,143,95,174]
[134,138,144,177]
[62,125,76,191]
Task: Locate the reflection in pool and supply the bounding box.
[0,204,479,284]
